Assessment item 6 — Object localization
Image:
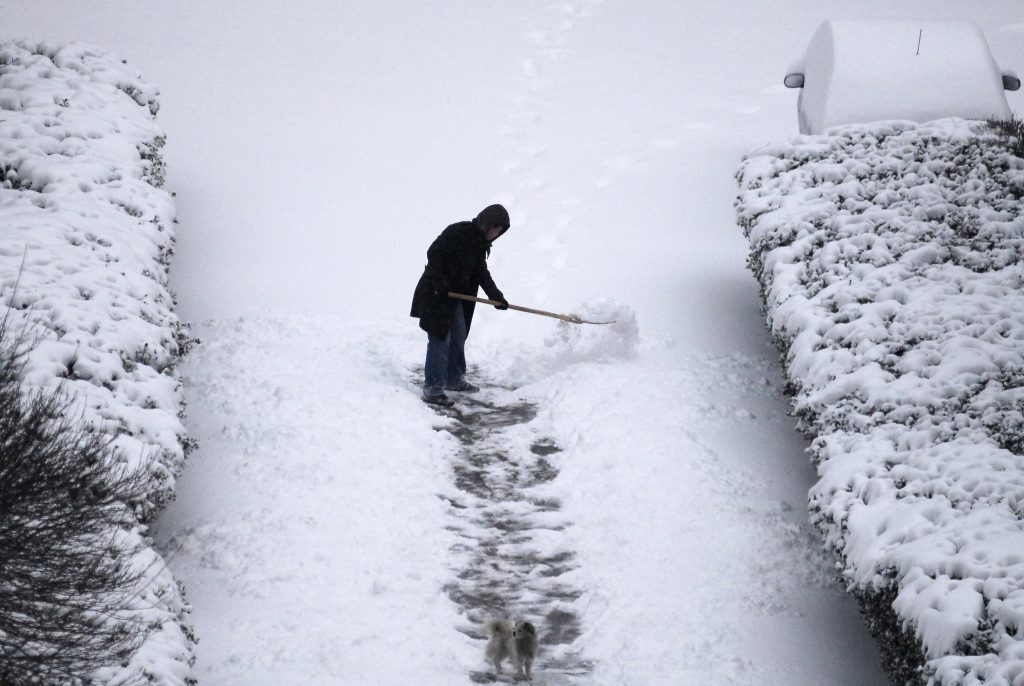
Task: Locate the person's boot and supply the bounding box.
[447,380,480,393]
[423,393,455,407]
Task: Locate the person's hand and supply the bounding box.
[494,298,509,310]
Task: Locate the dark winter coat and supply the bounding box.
[410,206,509,339]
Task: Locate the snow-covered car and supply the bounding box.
[784,19,1020,134]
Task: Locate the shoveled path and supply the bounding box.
[430,385,592,684]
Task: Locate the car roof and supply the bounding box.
[797,19,1011,133]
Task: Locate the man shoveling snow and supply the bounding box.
[410,204,511,406]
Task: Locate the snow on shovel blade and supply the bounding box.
[580,317,617,325]
[567,313,617,325]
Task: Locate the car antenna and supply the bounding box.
[916,28,923,56]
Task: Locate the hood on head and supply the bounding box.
[474,204,510,240]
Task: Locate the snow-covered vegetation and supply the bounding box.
[737,117,1024,684]
[0,41,193,683]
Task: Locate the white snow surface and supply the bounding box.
[737,118,1024,682]
[0,42,192,684]
[4,1,1022,685]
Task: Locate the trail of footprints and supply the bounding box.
[433,388,592,683]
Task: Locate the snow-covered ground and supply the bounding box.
[5,1,1022,684]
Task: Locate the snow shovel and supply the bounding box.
[448,292,616,325]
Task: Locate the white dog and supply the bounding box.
[485,618,537,680]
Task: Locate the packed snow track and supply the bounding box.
[426,380,593,683]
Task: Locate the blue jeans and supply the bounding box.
[424,302,467,397]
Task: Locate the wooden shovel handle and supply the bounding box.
[447,292,584,324]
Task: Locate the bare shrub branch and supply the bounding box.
[986,114,1024,158]
[0,314,155,684]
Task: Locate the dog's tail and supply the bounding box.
[485,618,512,637]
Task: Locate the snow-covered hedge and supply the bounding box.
[736,118,1024,685]
[0,41,194,684]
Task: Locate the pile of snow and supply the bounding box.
[0,41,193,683]
[495,298,639,383]
[790,20,1013,134]
[737,118,1024,684]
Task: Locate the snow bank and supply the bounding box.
[792,20,1012,134]
[737,118,1024,684]
[157,317,470,685]
[0,41,193,683]
[494,298,639,383]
